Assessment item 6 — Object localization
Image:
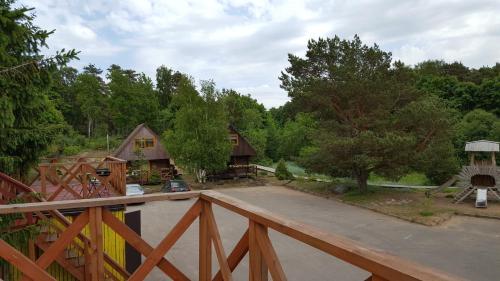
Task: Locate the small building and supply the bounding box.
[214,126,257,179]
[114,123,174,180]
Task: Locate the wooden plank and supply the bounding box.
[127,200,202,281]
[200,201,212,281]
[0,239,56,281]
[89,207,105,281]
[205,203,233,281]
[32,210,89,270]
[254,224,287,281]
[102,209,189,280]
[35,239,85,281]
[249,220,267,281]
[0,191,201,214]
[212,229,249,281]
[201,192,463,281]
[40,165,47,195]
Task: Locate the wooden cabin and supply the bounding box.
[114,124,174,181]
[213,126,257,179]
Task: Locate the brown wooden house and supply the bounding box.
[114,123,174,180]
[215,126,257,178]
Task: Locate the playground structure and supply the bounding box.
[429,140,500,207]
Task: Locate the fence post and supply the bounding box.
[200,200,212,281]
[249,220,268,281]
[89,207,104,281]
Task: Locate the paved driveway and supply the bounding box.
[128,186,500,280]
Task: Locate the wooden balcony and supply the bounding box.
[0,188,463,281]
[29,156,127,201]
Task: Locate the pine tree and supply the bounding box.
[0,1,77,177]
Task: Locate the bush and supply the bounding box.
[275,159,293,180]
[148,170,162,185]
[62,146,82,156]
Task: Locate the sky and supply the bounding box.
[21,0,500,108]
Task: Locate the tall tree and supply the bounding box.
[0,0,77,177]
[164,79,231,183]
[156,65,183,108]
[280,36,458,190]
[107,66,159,135]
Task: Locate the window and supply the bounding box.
[135,138,155,149]
[229,134,238,146]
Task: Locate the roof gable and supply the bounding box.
[229,126,257,157]
[465,140,500,152]
[114,124,170,161]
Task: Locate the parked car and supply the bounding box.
[162,179,190,193]
[126,184,145,196]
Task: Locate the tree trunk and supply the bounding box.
[87,117,92,138]
[355,169,369,193]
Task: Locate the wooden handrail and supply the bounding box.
[0,192,201,214]
[0,188,465,281]
[200,191,463,281]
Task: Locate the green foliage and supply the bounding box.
[278,113,316,160]
[0,198,43,267]
[164,78,231,182]
[63,146,81,156]
[0,0,77,177]
[148,170,161,185]
[280,35,458,190]
[108,65,160,135]
[156,65,184,108]
[275,159,293,180]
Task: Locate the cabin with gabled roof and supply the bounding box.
[114,123,175,181]
[212,126,257,179]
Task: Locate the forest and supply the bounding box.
[1,1,500,189]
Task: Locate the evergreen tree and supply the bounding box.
[0,0,77,177]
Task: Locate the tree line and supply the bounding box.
[1,1,499,188]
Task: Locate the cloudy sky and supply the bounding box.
[21,0,500,108]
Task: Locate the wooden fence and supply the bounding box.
[30,156,126,201]
[0,189,464,281]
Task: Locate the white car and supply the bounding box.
[126,184,145,196]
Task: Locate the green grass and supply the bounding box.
[368,172,431,186]
[419,210,434,217]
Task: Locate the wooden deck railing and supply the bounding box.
[30,156,127,200]
[0,190,465,281]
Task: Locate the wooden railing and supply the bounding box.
[30,156,127,200]
[0,190,465,281]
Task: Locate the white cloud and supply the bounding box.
[19,0,500,108]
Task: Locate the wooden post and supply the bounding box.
[89,207,104,281]
[40,165,47,197]
[470,152,475,166]
[81,164,88,198]
[249,220,267,281]
[492,152,496,166]
[200,200,212,281]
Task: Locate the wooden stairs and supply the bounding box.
[0,172,129,281]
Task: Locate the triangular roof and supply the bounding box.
[114,123,170,161]
[229,125,257,157]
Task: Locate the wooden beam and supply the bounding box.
[0,191,201,214]
[33,210,89,270]
[102,208,189,280]
[201,192,463,281]
[254,224,287,281]
[200,200,212,281]
[89,207,105,281]
[127,200,202,281]
[249,220,267,281]
[0,239,56,281]
[205,204,233,281]
[212,229,249,281]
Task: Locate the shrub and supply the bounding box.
[62,146,82,156]
[148,170,162,185]
[275,159,293,180]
